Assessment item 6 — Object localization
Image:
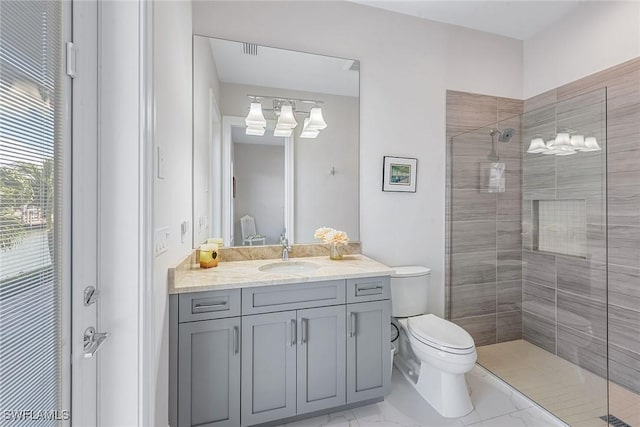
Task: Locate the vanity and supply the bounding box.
[168,254,393,427]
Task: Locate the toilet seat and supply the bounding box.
[407,314,475,355]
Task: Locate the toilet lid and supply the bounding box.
[408,314,475,353]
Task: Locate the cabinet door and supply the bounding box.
[346,300,391,404]
[178,317,240,427]
[296,305,346,414]
[242,311,297,426]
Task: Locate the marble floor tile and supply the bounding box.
[281,366,564,427]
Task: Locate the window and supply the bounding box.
[0,0,66,420]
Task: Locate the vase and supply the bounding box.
[329,243,343,260]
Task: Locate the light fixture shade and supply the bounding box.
[527,138,547,153]
[276,105,298,129]
[300,118,320,139]
[245,102,266,128]
[583,136,602,152]
[553,132,571,147]
[274,127,293,137]
[306,107,327,130]
[570,134,587,151]
[246,126,265,136]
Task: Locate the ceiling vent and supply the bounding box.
[243,43,258,56]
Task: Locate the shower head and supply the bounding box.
[490,128,515,142]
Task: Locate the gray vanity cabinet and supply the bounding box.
[178,317,240,427]
[296,305,346,414]
[241,311,297,426]
[346,300,391,404]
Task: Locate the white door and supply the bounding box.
[71,0,99,425]
[0,0,93,424]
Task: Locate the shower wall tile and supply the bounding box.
[608,224,640,267]
[557,290,606,340]
[450,283,496,318]
[497,250,522,282]
[608,264,640,311]
[608,185,640,227]
[586,223,607,264]
[497,311,522,342]
[498,97,524,121]
[451,156,483,189]
[556,57,640,101]
[609,343,640,395]
[523,280,556,320]
[522,155,556,200]
[446,90,498,133]
[523,88,557,112]
[450,129,495,158]
[607,103,640,153]
[523,311,556,354]
[446,90,523,346]
[451,189,497,221]
[497,280,522,312]
[608,304,640,355]
[451,220,496,253]
[523,250,556,288]
[557,325,607,378]
[497,192,521,222]
[452,314,496,347]
[497,220,522,251]
[556,257,606,302]
[451,251,497,287]
[556,153,605,199]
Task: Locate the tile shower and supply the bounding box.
[446,57,640,426]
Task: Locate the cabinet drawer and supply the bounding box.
[346,277,390,303]
[242,280,345,314]
[178,289,241,322]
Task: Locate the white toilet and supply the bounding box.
[391,266,477,418]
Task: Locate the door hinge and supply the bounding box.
[66,41,78,78]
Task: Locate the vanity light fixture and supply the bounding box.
[300,118,320,139]
[245,102,267,136]
[276,105,298,130]
[244,94,327,139]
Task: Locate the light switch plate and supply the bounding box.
[154,226,169,256]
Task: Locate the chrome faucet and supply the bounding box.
[281,236,291,261]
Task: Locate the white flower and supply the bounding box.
[314,227,349,246]
[314,227,334,241]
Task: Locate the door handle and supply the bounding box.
[83,327,109,358]
[233,326,239,355]
[301,318,308,344]
[357,285,383,291]
[194,301,227,308]
[290,319,297,346]
[348,312,356,338]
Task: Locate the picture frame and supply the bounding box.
[382,156,417,192]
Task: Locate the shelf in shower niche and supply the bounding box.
[531,199,587,258]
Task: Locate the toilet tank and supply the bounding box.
[390,266,431,317]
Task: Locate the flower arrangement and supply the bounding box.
[314,227,349,260]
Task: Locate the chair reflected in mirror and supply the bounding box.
[240,215,266,246]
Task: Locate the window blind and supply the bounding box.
[0,1,65,424]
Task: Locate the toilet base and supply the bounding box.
[414,361,473,418]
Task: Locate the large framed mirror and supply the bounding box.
[192,36,360,248]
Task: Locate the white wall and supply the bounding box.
[153,2,193,427]
[193,0,523,316]
[193,35,221,246]
[219,82,360,244]
[524,1,640,98]
[233,143,285,244]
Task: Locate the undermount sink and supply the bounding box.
[258,261,320,274]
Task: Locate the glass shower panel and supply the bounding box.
[447,88,609,426]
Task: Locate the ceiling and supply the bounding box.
[353,1,582,40]
[210,38,360,97]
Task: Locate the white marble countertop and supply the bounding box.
[169,254,393,294]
